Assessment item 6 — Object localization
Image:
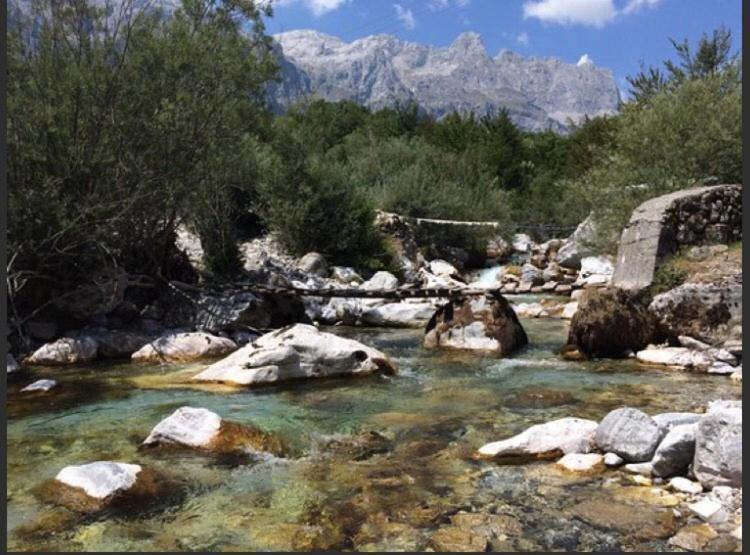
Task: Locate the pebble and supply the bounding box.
[603,452,624,467]
[624,462,653,476]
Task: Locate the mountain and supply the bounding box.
[270,30,621,133]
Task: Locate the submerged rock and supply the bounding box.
[21,379,58,393]
[193,324,397,386]
[142,406,283,456]
[594,407,665,462]
[668,523,718,551]
[475,417,598,460]
[424,292,527,355]
[131,332,237,363]
[693,401,742,488]
[567,288,661,358]
[39,461,167,513]
[26,336,99,366]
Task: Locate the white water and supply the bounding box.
[467,265,504,289]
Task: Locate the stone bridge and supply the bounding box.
[612,184,742,291]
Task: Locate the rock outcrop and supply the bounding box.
[612,185,742,291]
[424,292,527,355]
[142,406,284,456]
[193,324,397,386]
[131,332,237,363]
[567,288,662,358]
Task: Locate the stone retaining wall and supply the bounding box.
[612,185,742,291]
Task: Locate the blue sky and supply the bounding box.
[266,0,742,96]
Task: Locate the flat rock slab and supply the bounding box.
[21,379,58,393]
[476,417,598,460]
[569,498,677,540]
[668,523,718,551]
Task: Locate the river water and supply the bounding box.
[6,312,741,551]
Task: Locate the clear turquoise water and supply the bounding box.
[6,317,740,551]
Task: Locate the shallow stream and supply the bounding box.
[6,309,741,551]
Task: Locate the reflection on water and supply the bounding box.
[7,318,741,551]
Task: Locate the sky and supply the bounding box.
[264,0,742,96]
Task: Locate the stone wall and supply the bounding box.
[612,185,742,291]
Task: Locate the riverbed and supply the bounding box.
[6,313,741,551]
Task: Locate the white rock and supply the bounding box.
[635,347,711,370]
[513,302,546,318]
[360,271,399,291]
[26,337,99,365]
[436,320,502,351]
[56,461,142,499]
[193,324,396,386]
[360,300,438,327]
[730,366,742,382]
[131,332,237,363]
[143,406,221,448]
[477,417,598,459]
[555,453,604,473]
[603,452,624,467]
[577,255,614,286]
[624,462,654,476]
[688,498,729,524]
[330,266,363,284]
[21,379,58,392]
[678,335,711,351]
[418,268,466,289]
[561,302,579,320]
[707,361,735,375]
[7,354,19,373]
[512,233,534,253]
[297,252,328,277]
[427,259,459,278]
[668,477,703,495]
[653,412,700,430]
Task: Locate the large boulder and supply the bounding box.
[39,461,167,513]
[475,417,598,460]
[567,288,662,358]
[92,330,152,359]
[648,278,742,346]
[424,293,527,355]
[651,424,696,478]
[131,332,237,363]
[693,401,742,488]
[193,324,397,386]
[142,406,283,456]
[26,336,99,366]
[595,407,666,462]
[360,271,399,291]
[360,300,439,328]
[297,252,329,277]
[555,215,598,269]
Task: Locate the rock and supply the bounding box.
[603,452,624,467]
[297,252,329,277]
[627,474,653,486]
[707,361,735,375]
[175,224,205,270]
[648,279,742,345]
[330,266,363,284]
[542,262,563,282]
[42,461,165,513]
[427,259,459,278]
[26,337,99,366]
[418,268,467,289]
[635,347,711,370]
[652,424,696,477]
[360,271,399,291]
[560,302,578,320]
[678,335,711,351]
[688,498,729,524]
[520,263,543,285]
[193,324,397,386]
[487,236,513,262]
[668,477,703,495]
[360,300,438,327]
[577,256,614,286]
[556,215,598,269]
[476,417,598,460]
[560,344,585,361]
[693,402,742,488]
[424,293,527,355]
[555,453,605,474]
[595,407,665,462]
[730,366,742,382]
[653,412,701,430]
[131,332,237,363]
[142,406,283,456]
[512,233,534,253]
[687,244,728,261]
[568,288,662,358]
[428,526,489,552]
[513,302,547,318]
[669,523,718,551]
[569,498,677,540]
[555,284,573,294]
[623,462,653,476]
[707,485,742,514]
[7,354,19,374]
[21,379,58,393]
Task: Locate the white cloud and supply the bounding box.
[394,3,416,29]
[428,0,470,11]
[622,0,661,15]
[276,0,349,17]
[577,53,593,65]
[523,0,617,28]
[517,31,529,45]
